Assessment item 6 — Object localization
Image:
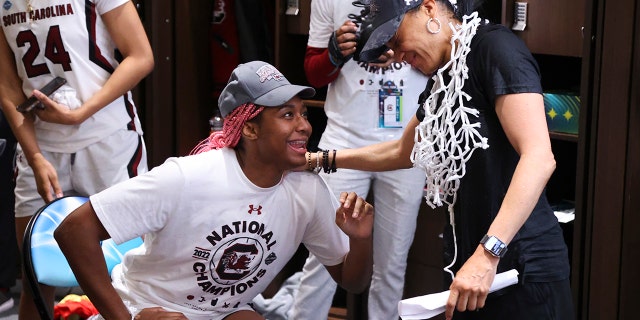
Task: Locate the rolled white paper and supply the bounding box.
[398,269,519,319]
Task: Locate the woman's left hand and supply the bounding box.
[32,89,83,125]
[368,49,395,68]
[444,246,500,319]
[335,191,374,240]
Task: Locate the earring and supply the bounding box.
[427,17,441,34]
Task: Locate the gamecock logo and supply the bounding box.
[210,237,263,285]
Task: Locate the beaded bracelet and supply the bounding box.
[322,149,330,173]
[330,149,337,173]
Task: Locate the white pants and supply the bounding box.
[15,129,147,218]
[292,167,425,320]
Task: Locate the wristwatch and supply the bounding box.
[480,234,508,258]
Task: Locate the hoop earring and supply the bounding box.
[427,17,441,34]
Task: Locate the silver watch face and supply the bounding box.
[481,235,507,257]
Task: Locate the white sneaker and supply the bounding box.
[0,291,14,313]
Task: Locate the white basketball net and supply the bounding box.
[411,12,486,215]
[411,12,487,279]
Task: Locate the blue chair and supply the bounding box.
[22,196,143,320]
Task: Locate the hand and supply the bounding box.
[32,89,84,125]
[30,153,63,203]
[328,20,359,67]
[444,246,500,320]
[335,20,358,58]
[368,49,395,68]
[334,192,374,240]
[135,307,189,319]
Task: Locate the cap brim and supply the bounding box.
[357,14,404,62]
[253,84,316,107]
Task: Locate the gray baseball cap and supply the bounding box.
[218,61,316,117]
[355,0,422,62]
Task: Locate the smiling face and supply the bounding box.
[250,96,311,171]
[387,2,454,76]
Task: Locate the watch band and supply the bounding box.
[480,234,508,258]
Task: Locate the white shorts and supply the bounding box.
[14,129,147,218]
[89,264,255,320]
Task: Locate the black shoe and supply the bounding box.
[0,290,14,313]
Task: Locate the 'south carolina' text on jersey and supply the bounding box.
[2,3,74,27]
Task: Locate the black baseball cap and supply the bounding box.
[218,61,315,117]
[355,0,422,62]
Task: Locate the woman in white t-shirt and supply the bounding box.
[55,61,374,320]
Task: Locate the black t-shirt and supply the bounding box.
[417,23,570,283]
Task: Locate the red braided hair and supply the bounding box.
[190,103,265,155]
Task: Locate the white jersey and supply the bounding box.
[308,0,429,149]
[90,148,349,319]
[0,0,143,153]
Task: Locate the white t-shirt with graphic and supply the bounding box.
[91,148,348,319]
